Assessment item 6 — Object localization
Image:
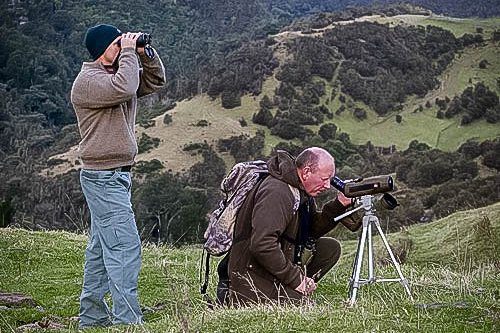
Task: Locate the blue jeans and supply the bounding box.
[79,169,143,327]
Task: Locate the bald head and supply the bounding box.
[296,147,335,197]
[296,147,335,172]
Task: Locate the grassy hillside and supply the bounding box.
[0,202,498,332]
[45,15,499,175]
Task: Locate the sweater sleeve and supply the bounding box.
[137,48,166,98]
[71,48,140,109]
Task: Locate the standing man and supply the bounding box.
[71,24,166,327]
[223,147,360,305]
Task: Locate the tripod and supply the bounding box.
[335,195,413,306]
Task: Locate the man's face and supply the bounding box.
[300,162,334,197]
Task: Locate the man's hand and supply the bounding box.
[295,276,317,295]
[120,32,141,49]
[337,191,353,207]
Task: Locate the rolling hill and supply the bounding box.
[46,14,500,175]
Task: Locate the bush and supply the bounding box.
[163,113,172,125]
[194,120,210,127]
[134,159,164,174]
[353,108,367,120]
[318,123,338,141]
[253,107,273,126]
[221,90,241,109]
[479,59,489,69]
[138,133,161,154]
[0,199,15,228]
[271,119,311,140]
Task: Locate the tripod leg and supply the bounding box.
[348,217,369,306]
[367,217,374,282]
[373,220,414,301]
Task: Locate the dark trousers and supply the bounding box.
[217,236,341,305]
[304,237,341,282]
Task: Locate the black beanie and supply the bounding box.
[84,24,122,60]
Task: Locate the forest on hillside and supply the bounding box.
[0,1,499,243]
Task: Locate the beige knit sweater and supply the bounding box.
[70,47,166,170]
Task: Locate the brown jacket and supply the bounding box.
[228,151,356,304]
[71,47,166,170]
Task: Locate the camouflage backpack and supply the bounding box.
[200,159,300,297]
[203,160,269,256]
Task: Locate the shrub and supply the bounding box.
[138,133,160,154]
[134,159,164,174]
[163,113,172,125]
[353,108,367,120]
[318,123,337,141]
[252,107,273,126]
[221,90,241,109]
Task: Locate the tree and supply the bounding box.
[318,123,337,141]
[252,107,273,126]
[221,90,241,109]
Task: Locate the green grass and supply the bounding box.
[1,202,499,332]
[420,16,500,37]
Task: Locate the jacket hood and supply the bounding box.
[266,150,303,189]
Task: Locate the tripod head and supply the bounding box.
[333,193,399,223]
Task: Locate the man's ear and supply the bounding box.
[301,166,311,180]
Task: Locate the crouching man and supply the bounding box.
[218,147,360,305]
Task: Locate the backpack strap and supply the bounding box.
[288,184,301,212]
[293,196,314,265]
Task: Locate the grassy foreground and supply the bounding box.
[0,202,499,332]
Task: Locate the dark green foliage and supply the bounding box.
[460,33,484,47]
[478,59,489,69]
[217,131,265,162]
[395,146,479,187]
[259,95,273,109]
[252,107,274,126]
[0,198,14,228]
[458,139,482,160]
[194,120,210,127]
[137,102,171,128]
[318,123,338,141]
[188,146,226,189]
[435,98,447,109]
[336,105,346,115]
[327,23,461,115]
[272,142,304,157]
[395,114,402,123]
[353,108,367,120]
[221,90,242,109]
[183,142,208,153]
[480,139,500,171]
[134,172,208,244]
[138,133,160,154]
[134,159,164,175]
[270,118,312,140]
[445,82,499,124]
[493,30,500,41]
[163,113,172,125]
